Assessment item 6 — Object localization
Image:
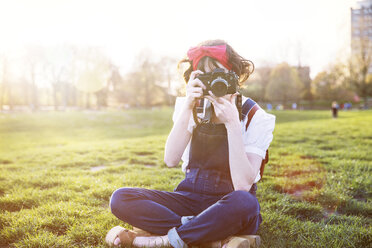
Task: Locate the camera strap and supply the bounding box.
[192,98,212,124]
[192,95,243,125]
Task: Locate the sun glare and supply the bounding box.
[0,0,356,79]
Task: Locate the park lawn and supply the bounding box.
[0,108,371,248]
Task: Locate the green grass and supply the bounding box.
[0,108,371,247]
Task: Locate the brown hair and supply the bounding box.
[178,39,254,86]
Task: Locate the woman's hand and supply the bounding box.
[205,91,240,127]
[185,70,206,109]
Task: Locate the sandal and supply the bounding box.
[236,235,261,248]
[203,236,250,248]
[105,226,137,247]
[223,237,250,248]
[222,235,261,248]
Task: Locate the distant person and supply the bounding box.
[267,103,272,111]
[292,103,297,110]
[276,104,283,111]
[106,40,275,248]
[332,101,339,118]
[345,102,352,110]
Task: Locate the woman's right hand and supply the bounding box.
[185,70,206,109]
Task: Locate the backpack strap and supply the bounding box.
[241,98,269,181]
[260,150,269,178]
[241,98,257,121]
[241,98,260,131]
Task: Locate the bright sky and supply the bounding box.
[0,0,358,78]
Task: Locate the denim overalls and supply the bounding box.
[110,122,262,247]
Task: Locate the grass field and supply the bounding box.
[0,108,371,248]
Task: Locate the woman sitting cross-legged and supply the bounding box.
[106,39,275,248]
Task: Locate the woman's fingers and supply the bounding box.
[184,71,207,108]
[190,92,203,98]
[185,70,207,104]
[189,84,203,92]
[189,70,204,81]
[188,70,206,89]
[186,88,203,100]
[188,71,205,88]
[204,95,216,104]
[208,91,223,103]
[205,95,221,106]
[230,93,239,104]
[205,96,223,112]
[213,107,221,118]
[188,79,205,89]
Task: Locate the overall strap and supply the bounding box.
[241,98,269,180]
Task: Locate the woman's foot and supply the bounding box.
[106,226,171,247]
[105,226,137,247]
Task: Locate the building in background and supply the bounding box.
[351,0,372,72]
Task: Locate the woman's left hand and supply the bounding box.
[205,91,240,126]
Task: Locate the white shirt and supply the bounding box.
[172,96,276,183]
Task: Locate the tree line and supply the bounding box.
[0,43,371,111]
[243,37,372,109]
[0,45,182,111]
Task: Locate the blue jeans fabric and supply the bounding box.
[110,168,262,247]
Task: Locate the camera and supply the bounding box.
[197,68,239,97]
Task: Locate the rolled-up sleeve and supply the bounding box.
[242,108,276,159]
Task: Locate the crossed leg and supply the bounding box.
[109,187,207,235]
[109,188,261,247]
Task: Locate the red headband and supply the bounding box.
[187,45,232,71]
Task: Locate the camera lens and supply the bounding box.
[210,77,228,97]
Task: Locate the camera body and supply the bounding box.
[197,68,239,97]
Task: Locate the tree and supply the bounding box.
[241,72,265,101]
[0,55,12,110]
[44,46,72,110]
[312,64,354,102]
[23,45,46,111]
[125,60,165,107]
[73,47,111,109]
[346,37,372,106]
[159,56,178,106]
[297,66,313,102]
[121,50,169,107]
[241,67,271,102]
[265,62,302,105]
